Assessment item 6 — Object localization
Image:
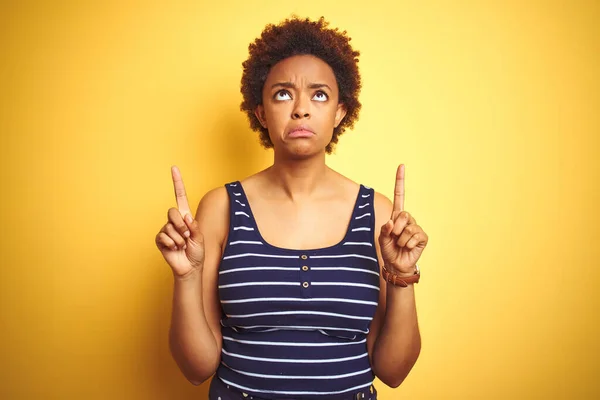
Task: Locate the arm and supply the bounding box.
[367,191,421,388]
[169,187,229,385]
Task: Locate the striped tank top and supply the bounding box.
[215,181,380,399]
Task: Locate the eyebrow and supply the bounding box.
[271,82,332,91]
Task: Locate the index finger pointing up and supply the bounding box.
[171,165,191,217]
[393,164,405,213]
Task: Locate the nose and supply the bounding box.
[292,94,310,119]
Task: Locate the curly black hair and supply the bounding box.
[240,16,362,154]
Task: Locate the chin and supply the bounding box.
[278,142,325,159]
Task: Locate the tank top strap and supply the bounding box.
[347,184,376,231]
[223,181,263,244]
[341,184,377,252]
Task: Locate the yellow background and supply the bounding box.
[1,1,598,399]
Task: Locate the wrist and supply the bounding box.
[387,270,416,278]
[384,263,419,277]
[174,267,201,282]
[381,264,420,287]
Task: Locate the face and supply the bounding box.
[254,54,347,157]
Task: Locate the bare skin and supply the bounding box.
[156,54,429,387]
[238,168,359,250]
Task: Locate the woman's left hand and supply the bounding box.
[378,164,429,276]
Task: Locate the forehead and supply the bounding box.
[265,54,338,87]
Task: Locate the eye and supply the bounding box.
[312,91,328,102]
[274,90,292,101]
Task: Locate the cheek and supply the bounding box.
[263,107,289,143]
[265,107,287,129]
[323,105,340,126]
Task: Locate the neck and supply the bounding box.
[265,150,331,201]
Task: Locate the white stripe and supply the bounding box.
[310,254,378,262]
[220,297,377,305]
[232,325,369,334]
[358,203,370,209]
[343,242,373,247]
[233,226,254,231]
[223,253,300,260]
[229,240,263,245]
[312,282,380,290]
[235,199,246,206]
[227,311,372,321]
[311,267,379,277]
[235,211,250,217]
[351,227,371,232]
[219,282,300,289]
[222,336,366,347]
[319,329,356,340]
[361,194,370,198]
[229,183,238,186]
[220,267,298,275]
[221,349,367,363]
[219,377,373,396]
[355,213,371,220]
[364,185,371,189]
[222,362,371,380]
[233,192,242,196]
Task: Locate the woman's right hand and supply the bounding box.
[155,166,205,278]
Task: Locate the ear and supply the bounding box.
[334,103,347,128]
[254,105,267,128]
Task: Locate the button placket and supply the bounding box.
[299,254,312,298]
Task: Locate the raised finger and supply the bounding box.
[171,165,191,217]
[393,164,405,213]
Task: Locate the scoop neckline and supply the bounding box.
[233,181,366,253]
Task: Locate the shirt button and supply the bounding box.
[302,266,309,271]
[300,255,308,260]
[302,281,309,288]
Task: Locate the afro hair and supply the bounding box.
[240,16,362,154]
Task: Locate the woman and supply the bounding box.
[155,16,429,400]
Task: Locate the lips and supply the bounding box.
[288,125,315,138]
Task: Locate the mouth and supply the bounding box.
[288,125,315,138]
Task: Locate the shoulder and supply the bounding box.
[194,185,230,246]
[196,185,229,217]
[372,190,393,218]
[371,190,392,238]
